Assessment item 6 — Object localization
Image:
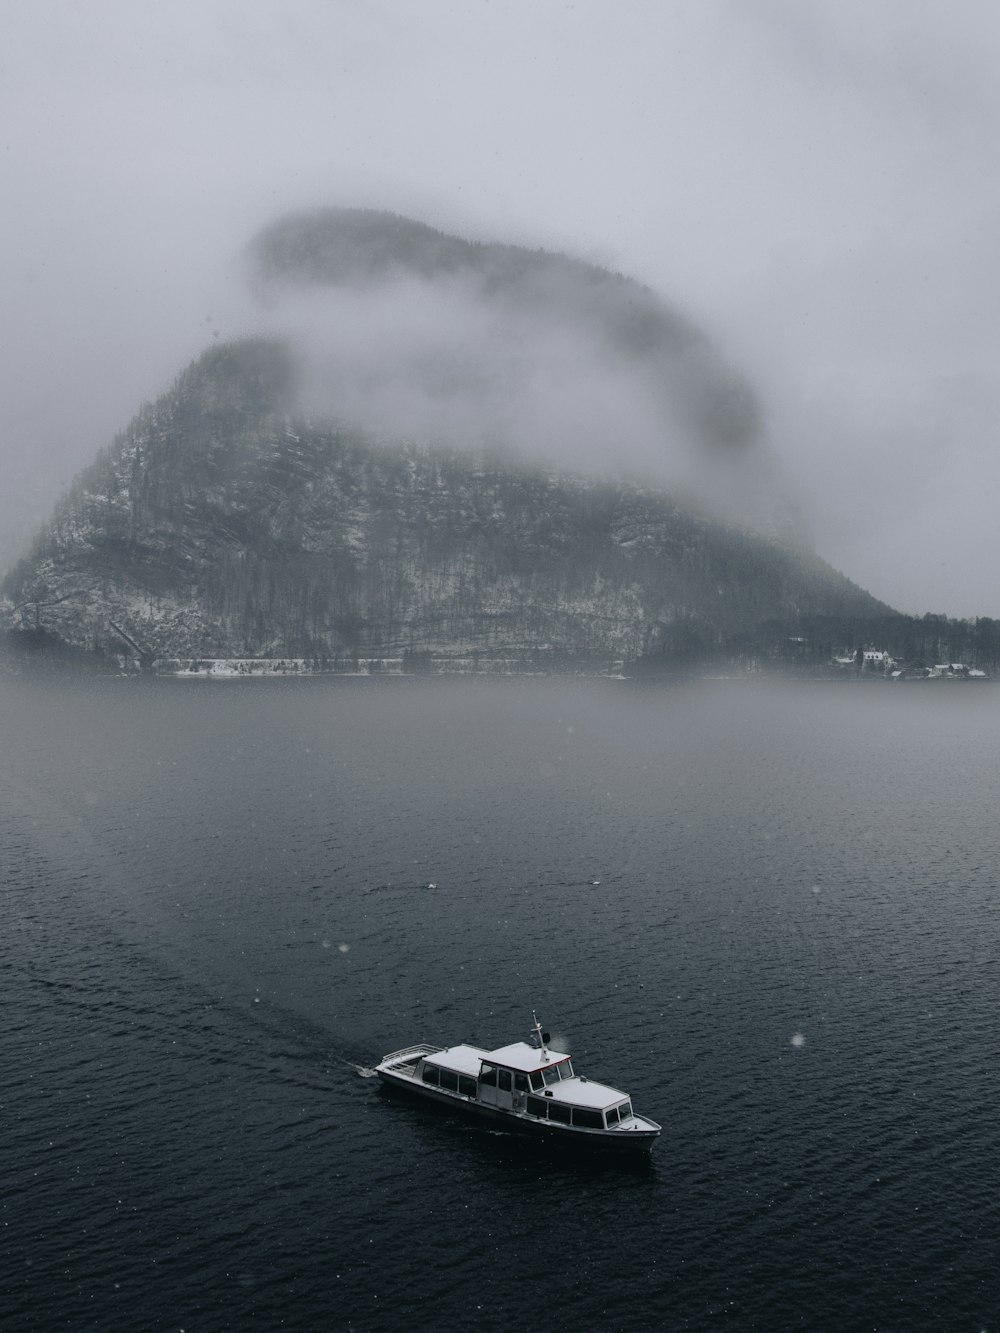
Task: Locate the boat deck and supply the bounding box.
[378,1043,444,1078]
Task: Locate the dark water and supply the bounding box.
[3,673,1000,1331]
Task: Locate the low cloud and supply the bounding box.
[255,237,801,542]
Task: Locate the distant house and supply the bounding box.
[931,663,987,677]
[893,662,989,681]
[832,648,895,672]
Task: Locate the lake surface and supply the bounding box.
[3,672,1000,1330]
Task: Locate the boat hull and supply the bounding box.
[377,1068,659,1155]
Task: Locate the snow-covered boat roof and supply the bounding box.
[425,1040,573,1076]
[483,1040,570,1071]
[542,1079,625,1109]
[423,1044,488,1076]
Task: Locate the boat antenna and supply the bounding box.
[531,1011,549,1058]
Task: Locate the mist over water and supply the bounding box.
[5,674,1000,1329]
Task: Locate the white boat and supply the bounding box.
[375,1015,661,1154]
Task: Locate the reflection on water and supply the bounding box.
[3,674,1000,1330]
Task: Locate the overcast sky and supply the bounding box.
[3,0,999,616]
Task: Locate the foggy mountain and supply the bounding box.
[1,210,890,669]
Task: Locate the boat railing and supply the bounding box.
[380,1043,444,1067]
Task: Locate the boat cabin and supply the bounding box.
[416,1040,636,1131]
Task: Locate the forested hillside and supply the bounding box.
[2,338,888,669]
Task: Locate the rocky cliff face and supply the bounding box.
[2,338,885,667]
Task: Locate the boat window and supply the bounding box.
[560,1060,574,1079]
[547,1102,571,1125]
[479,1064,498,1087]
[498,1069,512,1093]
[439,1069,459,1092]
[422,1066,440,1086]
[572,1108,603,1130]
[526,1096,548,1118]
[619,1101,633,1122]
[542,1066,561,1087]
[514,1074,529,1093]
[458,1075,477,1098]
[529,1072,544,1092]
[605,1105,620,1126]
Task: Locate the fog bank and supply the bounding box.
[3,0,999,614]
